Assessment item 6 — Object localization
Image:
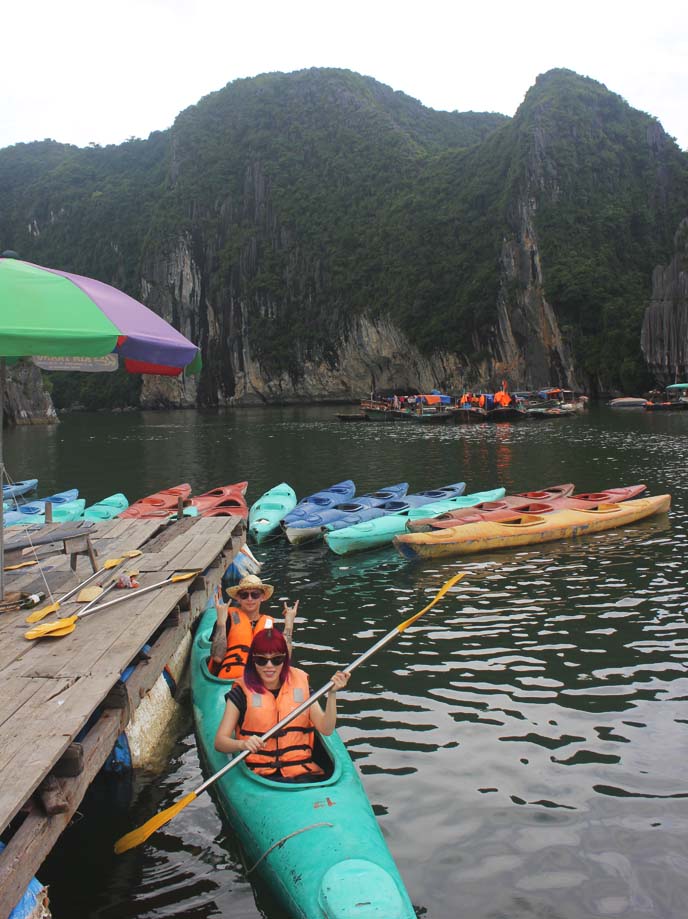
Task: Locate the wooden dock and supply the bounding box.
[0,514,244,917]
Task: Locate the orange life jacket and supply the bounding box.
[236,668,324,779]
[215,608,274,680]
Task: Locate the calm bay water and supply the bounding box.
[6,405,688,919]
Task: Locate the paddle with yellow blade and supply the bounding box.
[25,550,144,623]
[114,571,465,854]
[24,570,200,640]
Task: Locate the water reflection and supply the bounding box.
[11,405,688,918]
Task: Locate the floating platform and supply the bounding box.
[0,514,244,918]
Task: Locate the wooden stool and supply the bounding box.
[63,535,98,574]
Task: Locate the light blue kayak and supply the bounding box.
[324,487,506,555]
[83,493,129,521]
[281,480,356,528]
[4,499,86,527]
[9,489,79,516]
[249,482,298,544]
[2,479,38,499]
[284,483,409,545]
[191,606,416,918]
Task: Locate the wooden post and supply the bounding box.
[44,502,53,524]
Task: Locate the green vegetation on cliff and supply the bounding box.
[1,67,686,400]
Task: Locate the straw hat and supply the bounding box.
[227,574,274,601]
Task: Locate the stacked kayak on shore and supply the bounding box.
[191,606,416,918]
[394,493,670,560]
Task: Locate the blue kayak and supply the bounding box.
[284,483,408,545]
[2,479,38,499]
[191,606,416,918]
[281,480,356,528]
[4,499,86,527]
[9,489,79,516]
[323,482,468,536]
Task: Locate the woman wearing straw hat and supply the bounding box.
[209,574,299,680]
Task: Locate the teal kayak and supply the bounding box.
[83,493,129,521]
[248,482,297,543]
[324,487,507,555]
[191,606,416,918]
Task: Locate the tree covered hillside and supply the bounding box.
[1,67,686,401]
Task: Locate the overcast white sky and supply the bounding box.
[2,0,686,151]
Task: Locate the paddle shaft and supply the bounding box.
[76,572,198,619]
[55,550,141,605]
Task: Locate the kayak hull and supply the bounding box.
[83,493,129,521]
[394,495,671,559]
[249,483,298,543]
[2,479,38,499]
[325,487,505,555]
[285,483,409,545]
[281,480,356,527]
[119,484,191,518]
[191,607,415,918]
[4,499,86,527]
[408,484,647,532]
[187,483,249,515]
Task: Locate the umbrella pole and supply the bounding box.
[0,358,5,600]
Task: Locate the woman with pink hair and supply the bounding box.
[214,628,349,783]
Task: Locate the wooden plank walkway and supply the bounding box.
[0,514,244,916]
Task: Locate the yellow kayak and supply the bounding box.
[393,494,671,560]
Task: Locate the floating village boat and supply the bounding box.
[393,494,670,560]
[1,479,38,500]
[281,480,356,528]
[119,483,192,518]
[190,606,416,919]
[83,493,129,521]
[324,484,509,555]
[249,483,298,544]
[609,397,647,408]
[284,483,409,545]
[644,383,688,411]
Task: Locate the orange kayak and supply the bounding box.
[407,485,647,532]
[119,484,191,519]
[394,494,671,560]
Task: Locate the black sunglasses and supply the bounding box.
[253,654,286,667]
[237,589,264,600]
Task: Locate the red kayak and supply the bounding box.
[186,482,249,515]
[119,484,192,518]
[201,501,248,519]
[514,483,575,500]
[408,485,646,532]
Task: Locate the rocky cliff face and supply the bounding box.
[641,218,688,381]
[140,226,576,403]
[3,362,57,426]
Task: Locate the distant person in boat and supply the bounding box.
[209,574,299,680]
[214,628,350,782]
